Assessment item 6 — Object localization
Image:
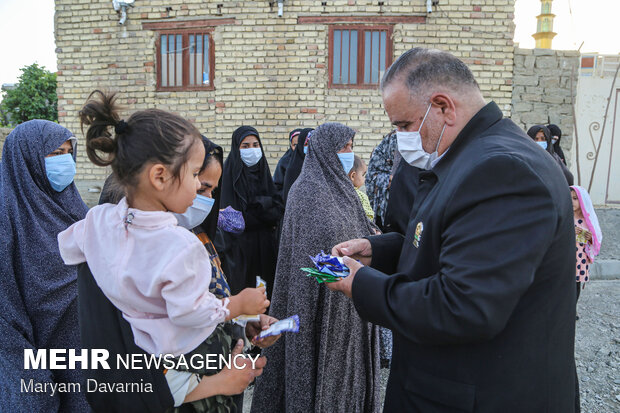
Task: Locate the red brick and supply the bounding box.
[215,102,226,108]
[93,28,102,34]
[301,108,318,113]
[144,61,155,67]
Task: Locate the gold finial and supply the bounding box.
[532,0,557,49]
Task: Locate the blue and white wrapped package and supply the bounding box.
[258,315,300,339]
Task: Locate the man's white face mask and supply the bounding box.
[396,103,446,170]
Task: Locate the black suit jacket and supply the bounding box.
[383,161,420,235]
[353,102,576,412]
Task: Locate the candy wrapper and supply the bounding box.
[300,251,351,283]
[257,315,300,339]
[218,206,245,234]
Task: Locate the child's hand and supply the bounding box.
[247,314,281,348]
[225,287,269,320]
[238,287,269,316]
[215,339,267,395]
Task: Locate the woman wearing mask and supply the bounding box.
[527,124,574,186]
[251,123,381,413]
[220,126,284,298]
[0,120,89,412]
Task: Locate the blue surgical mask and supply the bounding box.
[537,141,548,150]
[337,152,355,174]
[45,153,76,192]
[174,194,215,229]
[303,146,308,155]
[240,148,263,167]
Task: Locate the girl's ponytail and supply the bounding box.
[79,90,120,167]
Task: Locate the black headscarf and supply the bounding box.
[282,128,313,204]
[221,126,276,211]
[547,124,566,165]
[195,136,224,240]
[527,125,554,156]
[527,124,574,185]
[273,128,302,195]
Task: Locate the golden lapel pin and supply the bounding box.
[413,221,424,248]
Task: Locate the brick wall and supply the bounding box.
[55,0,516,197]
[511,47,579,163]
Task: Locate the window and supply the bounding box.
[156,31,215,91]
[329,26,393,88]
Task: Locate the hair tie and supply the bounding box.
[115,120,129,135]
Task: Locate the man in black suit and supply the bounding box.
[329,48,577,412]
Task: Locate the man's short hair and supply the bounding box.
[381,48,479,96]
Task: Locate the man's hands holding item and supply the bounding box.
[328,238,372,297]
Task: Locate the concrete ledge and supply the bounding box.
[590,260,620,280]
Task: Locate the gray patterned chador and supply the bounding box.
[251,122,381,413]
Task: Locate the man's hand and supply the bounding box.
[326,256,363,298]
[331,238,372,266]
[248,314,281,348]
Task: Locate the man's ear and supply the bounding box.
[430,93,457,127]
[148,163,169,192]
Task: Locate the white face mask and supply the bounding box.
[240,147,263,167]
[396,104,446,169]
[174,195,215,229]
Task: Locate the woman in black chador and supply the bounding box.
[220,126,284,298]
